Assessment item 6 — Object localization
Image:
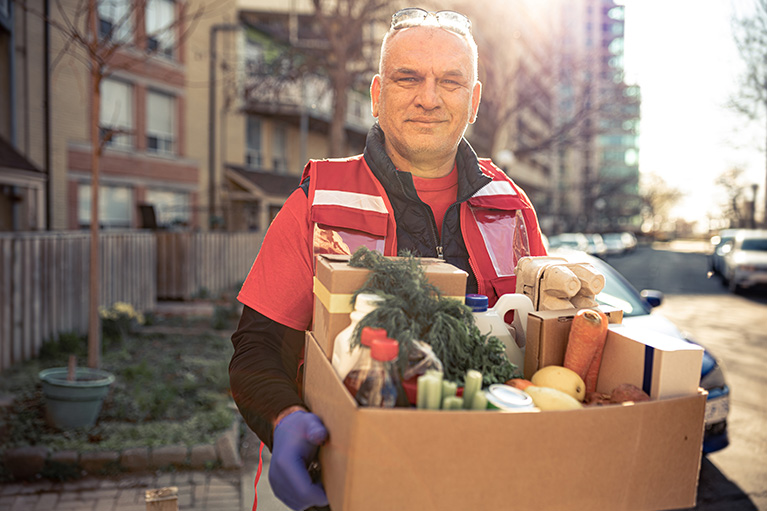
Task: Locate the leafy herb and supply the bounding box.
[348,247,518,385]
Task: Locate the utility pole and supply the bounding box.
[207,23,240,230]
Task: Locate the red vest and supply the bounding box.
[301,155,547,305]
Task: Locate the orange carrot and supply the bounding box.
[584,309,609,393]
[563,308,608,383]
[506,378,535,390]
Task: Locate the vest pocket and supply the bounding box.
[312,223,386,258]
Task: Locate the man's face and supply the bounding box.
[371,27,481,171]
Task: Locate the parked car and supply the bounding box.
[601,232,627,256]
[550,248,730,454]
[721,229,767,293]
[548,233,590,252]
[709,229,740,276]
[620,232,638,252]
[584,233,607,258]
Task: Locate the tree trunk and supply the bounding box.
[328,70,348,157]
[88,1,101,369]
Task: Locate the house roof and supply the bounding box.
[226,165,302,197]
[0,137,43,173]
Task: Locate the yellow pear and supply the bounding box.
[524,386,583,411]
[531,365,586,402]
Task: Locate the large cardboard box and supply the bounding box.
[304,332,706,511]
[312,254,468,356]
[524,307,624,380]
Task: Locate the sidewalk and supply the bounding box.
[0,430,291,511]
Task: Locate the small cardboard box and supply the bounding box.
[598,324,704,399]
[524,307,624,380]
[304,332,706,511]
[312,254,468,357]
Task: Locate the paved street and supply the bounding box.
[609,240,767,511]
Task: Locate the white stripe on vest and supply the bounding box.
[472,180,517,198]
[313,190,388,214]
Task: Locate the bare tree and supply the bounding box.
[640,172,683,234]
[240,0,392,157]
[731,0,767,226]
[715,167,751,228]
[17,0,205,368]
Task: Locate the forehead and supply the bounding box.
[382,27,475,77]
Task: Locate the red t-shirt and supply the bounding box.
[237,170,459,330]
[412,165,458,238]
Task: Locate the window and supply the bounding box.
[272,123,287,173]
[146,90,174,155]
[98,0,132,42]
[78,184,133,228]
[100,78,133,149]
[246,116,262,168]
[146,0,174,58]
[145,189,189,227]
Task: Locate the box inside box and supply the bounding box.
[598,324,704,399]
[524,306,624,380]
[304,332,706,511]
[312,254,468,357]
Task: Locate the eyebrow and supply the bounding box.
[390,67,469,80]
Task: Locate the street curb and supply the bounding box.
[1,413,243,481]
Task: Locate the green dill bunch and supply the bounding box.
[347,247,517,385]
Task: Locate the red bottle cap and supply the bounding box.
[371,338,399,362]
[361,327,387,347]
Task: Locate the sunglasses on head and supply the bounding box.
[390,8,472,36]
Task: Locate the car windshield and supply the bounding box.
[588,259,650,317]
[741,238,767,251]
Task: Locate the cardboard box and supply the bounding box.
[312,254,468,357]
[304,332,707,511]
[598,324,704,399]
[524,307,624,380]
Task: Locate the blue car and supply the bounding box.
[552,249,730,454]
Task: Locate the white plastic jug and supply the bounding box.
[332,293,384,380]
[466,293,534,374]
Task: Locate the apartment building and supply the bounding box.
[556,0,641,232]
[214,3,377,231]
[0,0,47,231]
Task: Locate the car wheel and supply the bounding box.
[728,277,740,294]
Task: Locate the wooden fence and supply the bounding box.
[156,231,263,300]
[0,231,156,372]
[0,230,263,372]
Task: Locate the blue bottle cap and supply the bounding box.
[465,294,488,312]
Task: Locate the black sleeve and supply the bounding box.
[229,305,307,450]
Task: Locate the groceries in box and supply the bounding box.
[306,251,706,510]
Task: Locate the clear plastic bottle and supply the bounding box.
[332,293,384,380]
[342,326,387,398]
[355,337,402,408]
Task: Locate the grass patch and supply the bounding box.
[0,308,239,472]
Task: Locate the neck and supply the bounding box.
[386,146,457,179]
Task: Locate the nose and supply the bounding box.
[415,78,440,110]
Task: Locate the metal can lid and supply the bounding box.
[485,384,534,411]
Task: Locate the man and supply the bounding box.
[230,8,547,510]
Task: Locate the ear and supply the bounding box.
[469,81,482,124]
[371,75,382,118]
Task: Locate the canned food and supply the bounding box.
[485,384,535,412]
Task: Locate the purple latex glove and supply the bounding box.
[269,410,329,510]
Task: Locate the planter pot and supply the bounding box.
[39,368,115,430]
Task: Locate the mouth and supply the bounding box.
[406,119,446,125]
